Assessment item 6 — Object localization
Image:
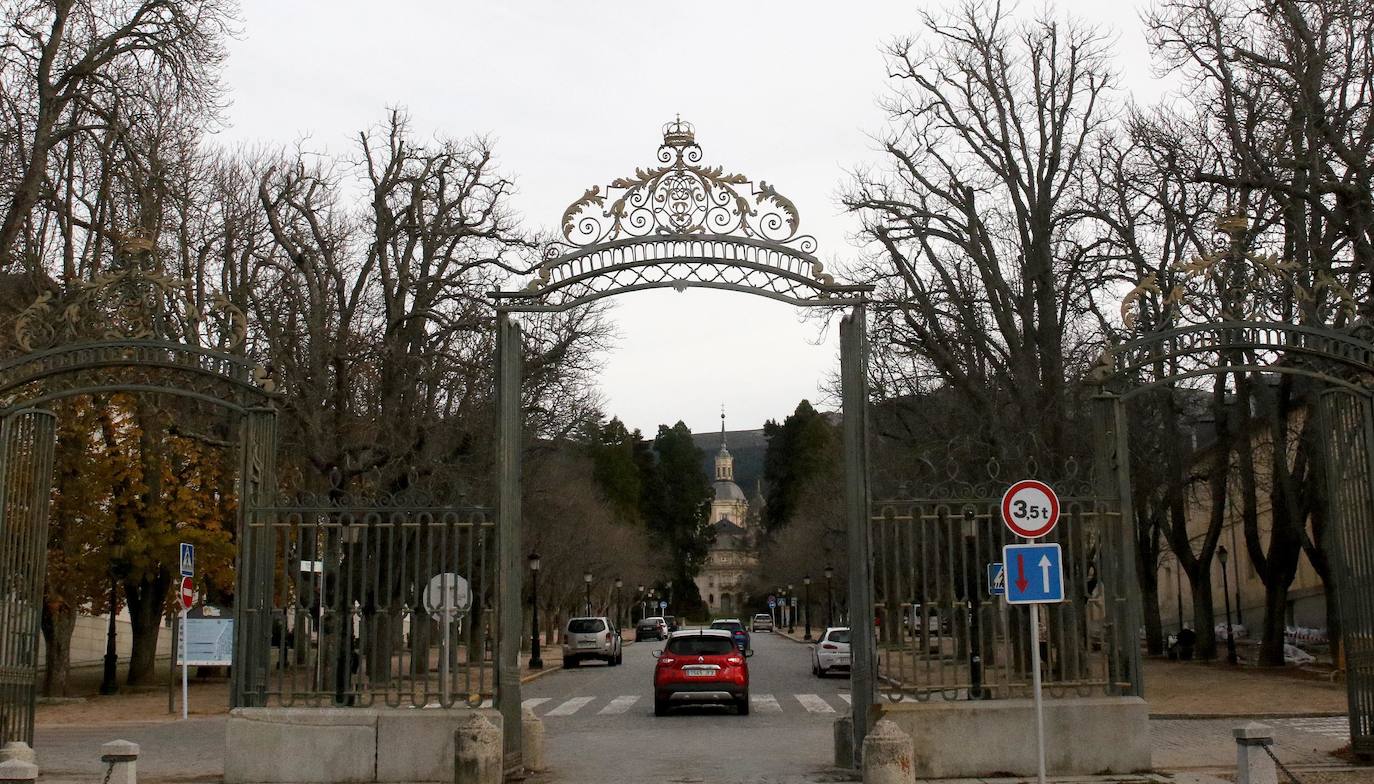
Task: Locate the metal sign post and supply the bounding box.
[178,573,194,720]
[1000,483,1062,784]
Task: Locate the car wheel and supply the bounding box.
[812,661,820,677]
[615,652,624,665]
[563,656,576,668]
[817,664,828,677]
[736,694,750,715]
[654,697,669,717]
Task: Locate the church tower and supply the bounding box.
[715,410,734,481]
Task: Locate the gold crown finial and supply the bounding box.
[662,115,695,148]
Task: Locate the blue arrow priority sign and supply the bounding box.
[1002,543,1064,604]
[987,563,1006,596]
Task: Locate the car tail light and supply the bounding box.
[727,657,742,665]
[659,657,675,665]
[822,643,838,650]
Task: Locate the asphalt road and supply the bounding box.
[524,628,857,784]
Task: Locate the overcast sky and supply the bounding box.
[216,0,1161,437]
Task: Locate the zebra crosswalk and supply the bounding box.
[523,692,851,718]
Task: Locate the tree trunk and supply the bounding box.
[1188,572,1218,660]
[1259,579,1290,666]
[1141,575,1164,657]
[40,600,76,697]
[124,572,171,685]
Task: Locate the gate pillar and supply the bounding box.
[1319,388,1374,755]
[231,407,277,708]
[0,410,56,746]
[495,313,524,770]
[1092,393,1144,697]
[841,305,874,767]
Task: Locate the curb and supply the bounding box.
[520,663,563,685]
[1150,711,1349,720]
[773,630,816,645]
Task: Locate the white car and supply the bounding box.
[562,616,622,667]
[812,627,851,677]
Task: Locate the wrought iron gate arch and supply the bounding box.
[1094,318,1374,754]
[490,117,876,769]
[0,263,277,747]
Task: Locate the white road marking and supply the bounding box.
[522,697,551,710]
[1276,717,1350,739]
[750,694,782,713]
[796,693,836,714]
[838,693,852,704]
[598,695,640,715]
[545,696,595,716]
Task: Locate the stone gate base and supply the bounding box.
[225,707,503,784]
[863,696,1150,778]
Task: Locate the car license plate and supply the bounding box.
[577,641,596,648]
[684,667,714,677]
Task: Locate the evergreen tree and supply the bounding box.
[586,417,645,524]
[762,400,839,531]
[640,422,713,607]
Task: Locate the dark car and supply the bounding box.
[709,618,750,652]
[664,615,680,632]
[636,616,668,641]
[653,629,751,716]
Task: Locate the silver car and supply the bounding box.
[751,613,774,632]
[562,616,623,667]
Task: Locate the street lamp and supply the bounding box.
[962,508,983,699]
[803,576,813,640]
[614,576,623,630]
[787,583,795,634]
[583,571,593,616]
[1218,546,1238,664]
[100,543,125,695]
[824,565,835,628]
[637,584,645,623]
[528,552,543,669]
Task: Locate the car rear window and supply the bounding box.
[754,615,770,620]
[710,621,743,632]
[667,637,735,655]
[826,630,851,644]
[568,619,606,634]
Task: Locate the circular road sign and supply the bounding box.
[179,576,195,611]
[658,600,667,609]
[423,573,473,621]
[1000,479,1061,539]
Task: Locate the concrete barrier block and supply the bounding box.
[0,759,38,783]
[1235,722,1277,784]
[454,712,501,784]
[0,743,35,766]
[863,720,915,784]
[225,708,378,783]
[375,708,503,783]
[879,696,1150,778]
[834,714,854,768]
[521,708,545,772]
[101,740,139,784]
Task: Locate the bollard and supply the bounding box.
[834,714,854,768]
[454,712,501,784]
[0,743,34,766]
[1234,722,1278,784]
[0,759,37,783]
[101,739,140,784]
[862,719,915,784]
[521,707,545,772]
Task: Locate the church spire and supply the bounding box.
[715,405,734,481]
[720,404,727,447]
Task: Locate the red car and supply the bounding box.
[653,629,752,716]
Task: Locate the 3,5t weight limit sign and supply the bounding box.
[1000,479,1060,539]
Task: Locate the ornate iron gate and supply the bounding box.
[233,467,498,708]
[1319,388,1374,754]
[871,428,1141,704]
[0,410,56,746]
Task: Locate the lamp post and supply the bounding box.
[824,565,835,628]
[787,583,795,634]
[637,584,645,623]
[962,509,983,699]
[614,576,623,631]
[99,543,124,695]
[1218,546,1238,664]
[583,571,593,616]
[803,576,813,640]
[528,552,543,669]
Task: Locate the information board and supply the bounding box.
[178,618,234,666]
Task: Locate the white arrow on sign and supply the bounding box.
[1039,555,1053,593]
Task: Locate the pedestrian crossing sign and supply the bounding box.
[179,542,194,577]
[987,562,1006,596]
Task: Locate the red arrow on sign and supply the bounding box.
[1015,554,1029,593]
